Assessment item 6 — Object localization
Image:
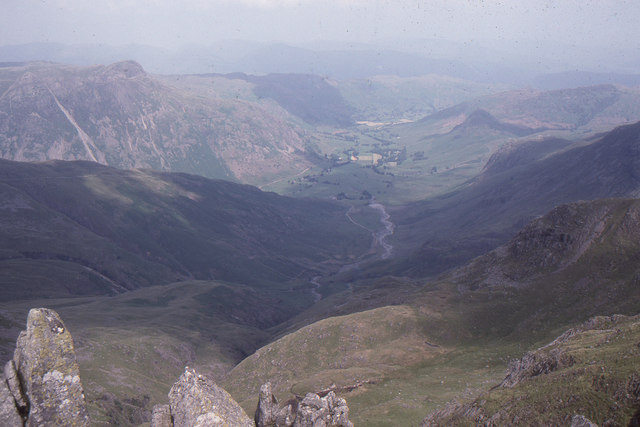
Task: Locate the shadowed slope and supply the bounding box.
[0,159,371,300]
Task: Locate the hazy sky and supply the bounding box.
[2,0,639,51]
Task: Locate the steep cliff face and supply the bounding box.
[0,62,314,185]
[254,382,353,427]
[1,308,90,426]
[451,198,640,290]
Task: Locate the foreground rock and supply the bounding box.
[0,377,21,426]
[2,308,90,426]
[255,382,280,426]
[150,404,172,427]
[571,415,599,427]
[293,391,353,427]
[255,382,353,427]
[151,367,253,427]
[2,308,355,426]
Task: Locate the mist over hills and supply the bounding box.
[3,40,639,88]
[214,72,355,127]
[0,41,530,82]
[409,84,640,133]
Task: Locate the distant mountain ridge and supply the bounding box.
[413,84,640,133]
[0,61,315,185]
[450,109,540,137]
[216,72,355,127]
[393,119,640,276]
[0,41,531,82]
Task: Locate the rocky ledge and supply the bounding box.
[1,308,353,427]
[150,372,353,427]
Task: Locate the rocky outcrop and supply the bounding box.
[293,392,353,427]
[255,382,353,427]
[151,367,254,427]
[422,314,640,426]
[3,308,355,427]
[2,308,90,426]
[152,374,354,427]
[499,347,575,388]
[0,377,22,426]
[255,382,279,426]
[150,404,173,427]
[571,415,599,427]
[4,360,27,415]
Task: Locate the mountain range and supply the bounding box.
[0,61,315,185]
[0,56,639,426]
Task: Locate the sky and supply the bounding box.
[2,0,640,52]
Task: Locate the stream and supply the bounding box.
[368,200,395,260]
[310,200,396,300]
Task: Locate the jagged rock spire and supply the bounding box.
[2,308,90,426]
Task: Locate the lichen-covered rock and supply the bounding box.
[4,360,27,415]
[168,367,253,427]
[255,382,279,427]
[500,347,575,388]
[571,414,599,427]
[293,391,353,427]
[254,382,353,427]
[294,393,327,427]
[150,403,173,427]
[275,400,298,427]
[13,308,90,426]
[0,378,22,427]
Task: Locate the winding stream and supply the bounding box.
[368,200,395,259]
[311,201,396,299]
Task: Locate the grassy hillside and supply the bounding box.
[423,314,640,426]
[410,84,640,133]
[221,198,640,426]
[339,74,506,123]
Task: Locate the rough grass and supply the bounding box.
[427,315,640,426]
[222,305,449,414]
